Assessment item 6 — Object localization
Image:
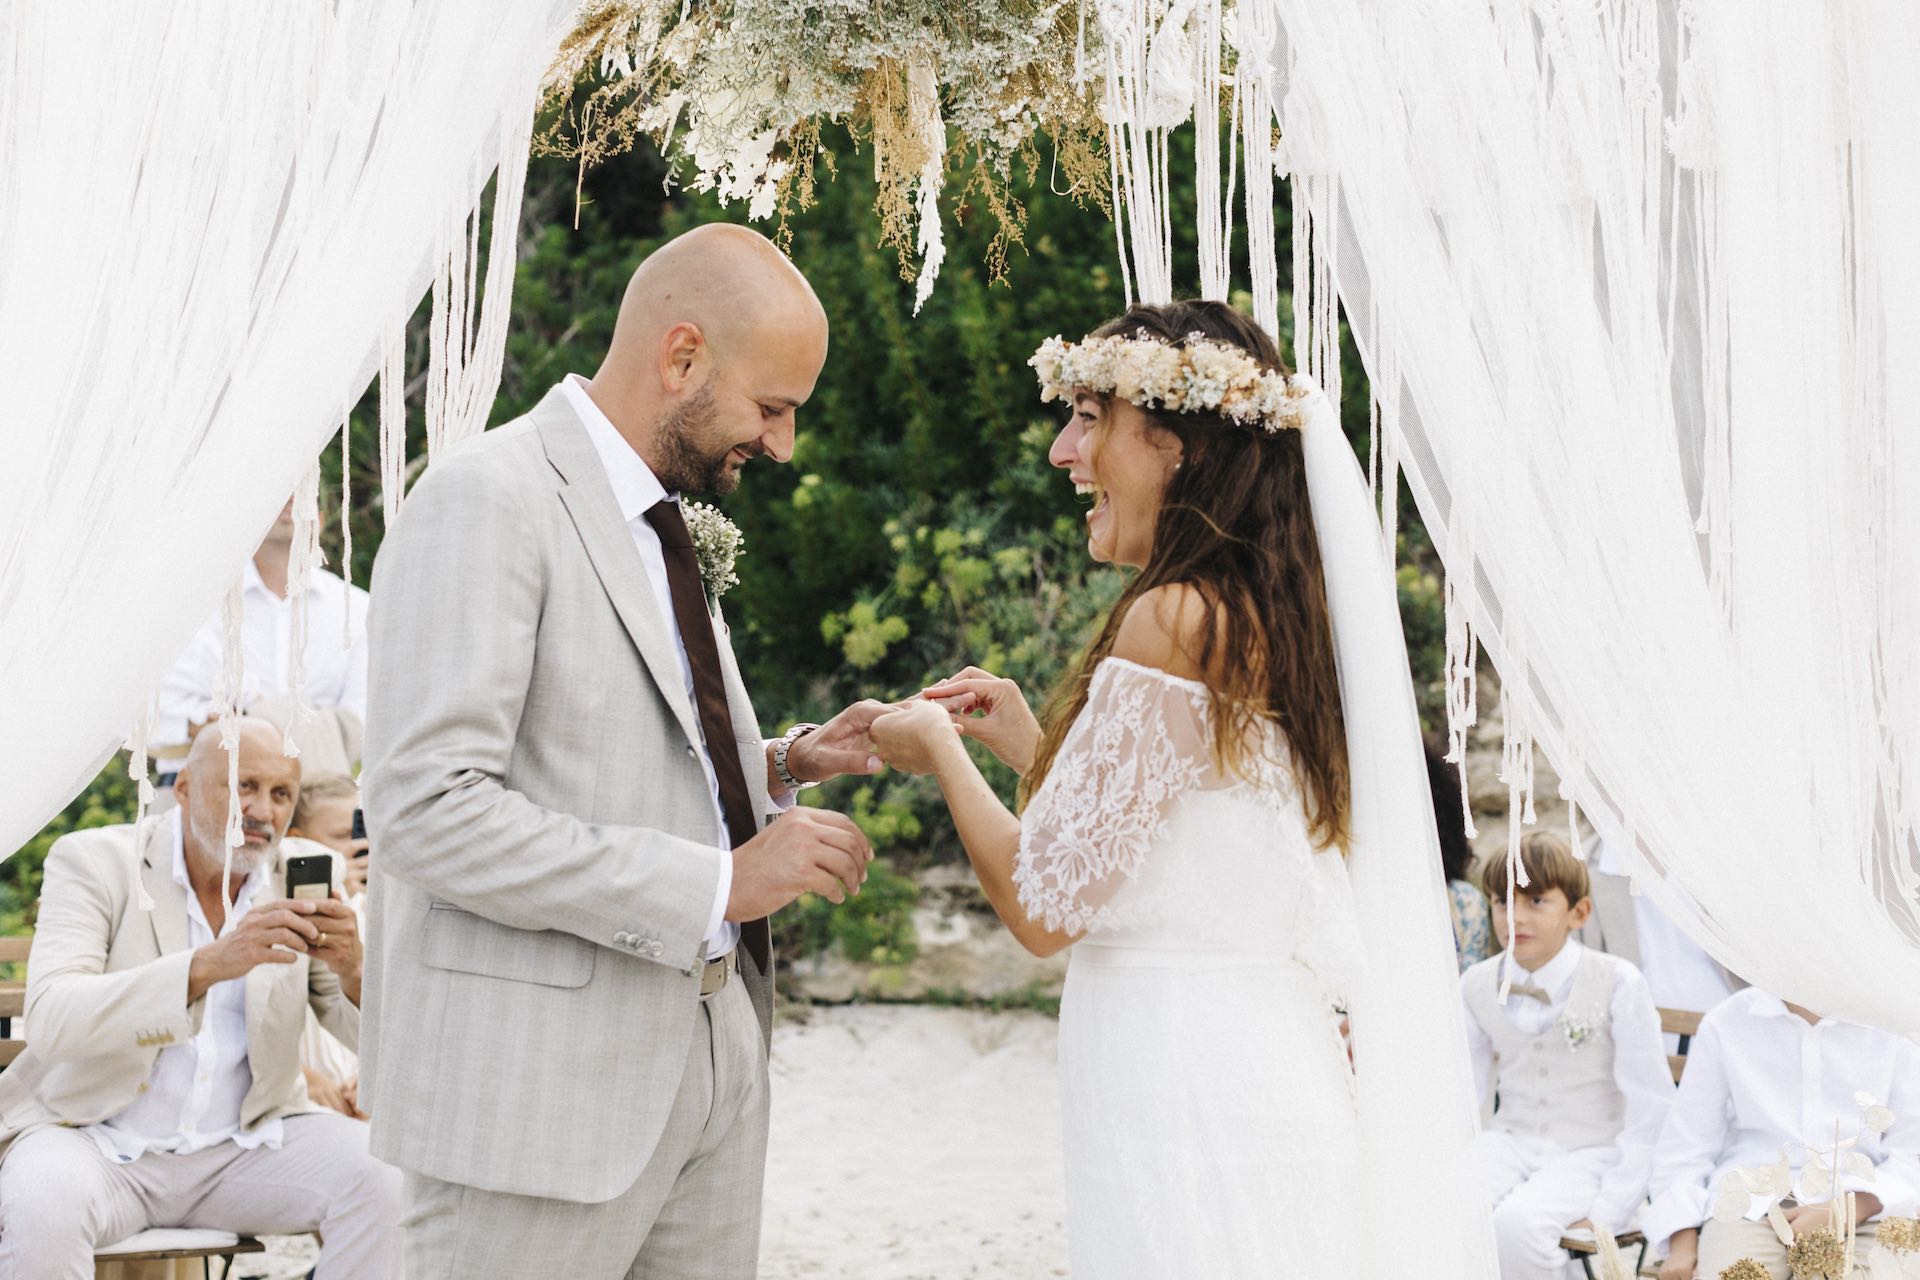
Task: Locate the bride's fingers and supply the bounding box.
[921,676,1000,706]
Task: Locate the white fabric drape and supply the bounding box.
[1098,0,1919,1033]
[1266,0,1920,1033]
[0,2,577,855]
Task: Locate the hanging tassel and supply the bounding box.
[1192,0,1228,301]
[217,580,245,920]
[286,456,323,758]
[125,702,158,912]
[379,322,407,525]
[340,409,354,652]
[1442,518,1480,839]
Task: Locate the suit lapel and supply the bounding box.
[140,817,191,960]
[534,389,703,754]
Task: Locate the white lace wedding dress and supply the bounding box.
[1014,655,1368,1276]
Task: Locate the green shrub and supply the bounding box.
[770,858,921,966]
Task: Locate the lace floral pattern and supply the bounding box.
[1013,659,1213,935]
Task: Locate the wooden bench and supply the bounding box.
[0,935,270,1278]
[1558,1007,1705,1278]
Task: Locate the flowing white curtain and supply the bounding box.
[0,1,577,856]
[1099,0,1920,1030]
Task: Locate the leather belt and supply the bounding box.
[699,949,737,1000]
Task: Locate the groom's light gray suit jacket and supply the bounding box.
[359,385,777,1204]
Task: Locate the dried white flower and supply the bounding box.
[1028,331,1311,434]
[683,501,744,609]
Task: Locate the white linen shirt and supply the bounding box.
[1643,988,1920,1255]
[154,557,369,753]
[1463,940,1674,1227]
[564,373,789,961]
[86,810,282,1162]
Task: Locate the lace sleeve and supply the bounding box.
[1013,657,1217,934]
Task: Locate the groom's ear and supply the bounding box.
[658,321,708,391]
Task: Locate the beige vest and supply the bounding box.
[1465,948,1622,1151]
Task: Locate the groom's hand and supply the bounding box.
[726,808,873,920]
[784,699,890,784]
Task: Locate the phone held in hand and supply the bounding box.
[285,854,332,902]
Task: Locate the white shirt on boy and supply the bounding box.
[1464,939,1674,1230]
[1642,988,1920,1257]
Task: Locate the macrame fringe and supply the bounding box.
[426,105,535,459]
[123,703,158,912]
[379,323,408,525]
[285,457,322,760]
[1192,0,1230,302]
[217,581,245,920]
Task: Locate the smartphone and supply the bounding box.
[285,854,332,902]
[351,807,368,847]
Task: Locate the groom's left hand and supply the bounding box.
[785,700,890,785]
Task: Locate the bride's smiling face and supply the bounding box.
[1048,391,1184,567]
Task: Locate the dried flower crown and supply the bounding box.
[1028,331,1311,434]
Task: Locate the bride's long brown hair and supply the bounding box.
[1019,300,1351,852]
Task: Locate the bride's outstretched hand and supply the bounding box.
[920,666,1040,775]
[869,700,964,776]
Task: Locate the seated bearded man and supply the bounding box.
[0,717,400,1279]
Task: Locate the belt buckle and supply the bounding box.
[699,950,734,999]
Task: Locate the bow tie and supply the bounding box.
[1507,982,1554,1004]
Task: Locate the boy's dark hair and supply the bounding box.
[1479,831,1590,907]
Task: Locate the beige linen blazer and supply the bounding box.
[359,385,779,1205]
[0,821,357,1160]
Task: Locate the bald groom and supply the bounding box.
[361,224,886,1276]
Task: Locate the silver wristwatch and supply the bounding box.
[774,722,823,791]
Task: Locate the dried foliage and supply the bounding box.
[538,0,1110,288]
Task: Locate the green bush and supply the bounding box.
[1,754,141,973]
[770,858,922,966]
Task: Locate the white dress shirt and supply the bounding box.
[564,373,766,961]
[1643,988,1920,1254]
[87,810,282,1162]
[154,556,369,754]
[1463,940,1675,1227]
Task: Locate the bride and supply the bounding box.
[870,300,1497,1275]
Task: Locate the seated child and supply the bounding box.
[1462,831,1675,1278]
[1645,989,1920,1280]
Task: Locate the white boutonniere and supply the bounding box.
[682,500,743,611]
[1557,1011,1598,1051]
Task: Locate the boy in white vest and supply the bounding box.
[1461,832,1675,1278]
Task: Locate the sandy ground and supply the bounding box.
[239,1005,1066,1279]
[759,1005,1068,1280]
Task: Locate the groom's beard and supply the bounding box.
[654,382,756,496]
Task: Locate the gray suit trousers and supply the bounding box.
[400,978,769,1279]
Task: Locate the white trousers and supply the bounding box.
[0,1111,402,1280]
[1477,1129,1619,1280]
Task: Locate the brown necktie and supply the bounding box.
[644,499,768,971]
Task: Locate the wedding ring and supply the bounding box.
[317,931,327,946]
